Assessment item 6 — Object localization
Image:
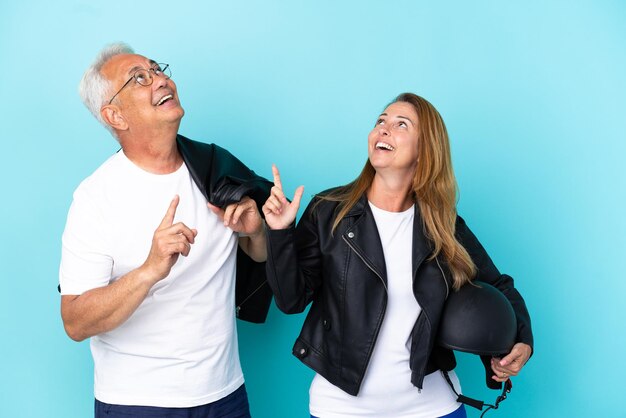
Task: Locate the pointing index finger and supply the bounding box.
[272,164,283,190]
[159,195,180,228]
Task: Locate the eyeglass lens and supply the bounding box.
[134,64,171,86]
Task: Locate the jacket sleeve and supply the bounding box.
[265,198,323,314]
[456,216,534,389]
[455,216,534,349]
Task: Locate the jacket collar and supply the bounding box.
[343,194,433,282]
[176,134,213,201]
[342,196,387,283]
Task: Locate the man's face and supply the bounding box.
[101,53,184,133]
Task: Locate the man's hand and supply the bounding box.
[208,196,264,238]
[208,196,267,262]
[262,164,304,230]
[142,195,197,283]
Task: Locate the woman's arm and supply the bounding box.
[263,165,322,314]
[456,216,534,382]
[456,216,534,346]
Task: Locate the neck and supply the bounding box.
[119,126,182,174]
[367,173,414,212]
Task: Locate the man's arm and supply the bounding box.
[238,227,266,262]
[61,195,197,341]
[61,267,157,341]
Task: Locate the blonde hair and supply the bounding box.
[322,93,476,289]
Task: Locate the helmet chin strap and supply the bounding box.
[441,370,513,417]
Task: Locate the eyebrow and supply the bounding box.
[126,60,158,76]
[127,65,143,76]
[379,113,416,125]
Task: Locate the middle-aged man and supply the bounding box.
[59,42,273,418]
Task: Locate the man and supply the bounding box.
[59,42,272,418]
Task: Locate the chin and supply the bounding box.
[368,156,388,169]
[170,106,185,121]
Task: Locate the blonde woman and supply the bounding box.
[262,93,533,418]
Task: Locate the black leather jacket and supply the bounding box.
[177,134,273,323]
[266,190,533,395]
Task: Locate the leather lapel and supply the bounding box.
[342,196,387,285]
[412,204,434,279]
[342,196,435,285]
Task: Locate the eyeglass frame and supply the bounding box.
[107,62,171,105]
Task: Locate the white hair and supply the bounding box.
[78,42,134,133]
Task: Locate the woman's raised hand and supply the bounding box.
[262,164,304,230]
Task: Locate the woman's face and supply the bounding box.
[368,101,420,174]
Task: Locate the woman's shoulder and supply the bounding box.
[302,185,351,218]
[315,185,349,198]
[308,185,354,207]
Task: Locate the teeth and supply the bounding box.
[376,142,394,151]
[157,94,173,106]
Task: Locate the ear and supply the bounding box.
[100,105,128,132]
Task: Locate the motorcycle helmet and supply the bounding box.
[436,281,518,416]
[437,281,517,356]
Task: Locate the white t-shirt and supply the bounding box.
[59,150,243,407]
[309,202,461,418]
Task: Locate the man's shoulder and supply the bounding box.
[74,151,126,194]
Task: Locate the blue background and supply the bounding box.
[1,1,625,417]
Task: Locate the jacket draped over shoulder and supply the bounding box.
[177,134,274,324]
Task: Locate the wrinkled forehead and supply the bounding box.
[101,53,155,82]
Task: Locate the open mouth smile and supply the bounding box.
[156,94,173,106]
[375,141,395,151]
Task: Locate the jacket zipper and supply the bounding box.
[342,235,388,292]
[413,257,448,390]
[236,280,268,317]
[342,233,389,389]
[435,257,449,299]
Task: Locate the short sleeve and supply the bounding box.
[59,186,113,295]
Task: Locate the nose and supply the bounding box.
[152,71,169,89]
[377,125,389,136]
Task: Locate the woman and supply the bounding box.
[262,93,533,418]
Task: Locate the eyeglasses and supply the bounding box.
[107,63,171,104]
